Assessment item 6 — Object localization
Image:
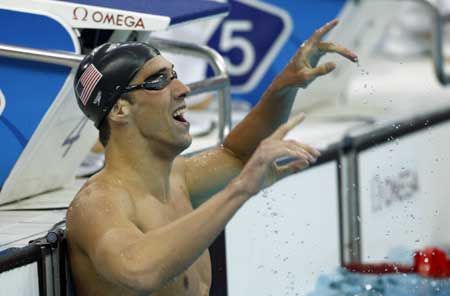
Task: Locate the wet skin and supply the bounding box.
[67,167,212,296]
[67,57,215,296]
[66,19,357,296]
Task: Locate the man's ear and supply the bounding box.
[109,99,131,124]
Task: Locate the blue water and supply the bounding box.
[308,268,450,296]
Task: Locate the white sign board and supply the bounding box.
[359,121,450,262]
[226,162,340,295]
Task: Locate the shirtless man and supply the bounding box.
[67,20,357,296]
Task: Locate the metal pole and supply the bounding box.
[0,43,82,67]
[412,0,450,85]
[338,138,362,265]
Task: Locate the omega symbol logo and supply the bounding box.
[73,7,88,21]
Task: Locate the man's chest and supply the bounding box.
[132,182,193,230]
[130,183,212,294]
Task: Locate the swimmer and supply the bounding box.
[66,19,357,296]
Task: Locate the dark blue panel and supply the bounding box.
[57,0,230,25]
[0,9,75,187]
[0,9,75,52]
[208,0,284,87]
[0,117,25,185]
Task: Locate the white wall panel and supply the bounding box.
[359,122,450,262]
[226,162,340,296]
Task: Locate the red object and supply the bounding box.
[413,247,450,278]
[344,247,450,278]
[344,263,414,274]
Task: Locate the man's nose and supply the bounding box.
[172,79,191,99]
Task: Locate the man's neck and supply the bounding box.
[103,136,177,203]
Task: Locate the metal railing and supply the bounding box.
[0,43,82,67]
[0,40,232,142]
[336,103,450,266]
[415,0,450,85]
[351,0,450,85]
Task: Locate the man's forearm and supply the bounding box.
[222,19,358,162]
[223,81,298,161]
[121,179,249,292]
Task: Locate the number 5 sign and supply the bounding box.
[207,0,292,93]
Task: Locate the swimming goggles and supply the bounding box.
[121,70,178,94]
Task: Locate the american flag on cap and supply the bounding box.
[76,64,103,106]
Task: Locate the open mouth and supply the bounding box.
[172,106,188,123]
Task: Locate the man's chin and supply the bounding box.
[171,133,192,154]
[179,134,192,151]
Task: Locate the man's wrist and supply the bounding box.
[228,177,251,203]
[268,75,297,99]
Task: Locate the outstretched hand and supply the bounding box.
[237,113,320,197]
[274,19,358,91]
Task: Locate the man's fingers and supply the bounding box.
[301,143,321,158]
[271,113,306,139]
[268,146,309,164]
[275,159,310,179]
[308,19,339,46]
[308,62,336,78]
[317,42,358,62]
[285,140,320,162]
[286,140,321,158]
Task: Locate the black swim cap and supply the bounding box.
[74,42,160,128]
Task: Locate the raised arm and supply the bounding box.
[223,19,358,161]
[67,115,312,293]
[185,20,357,204]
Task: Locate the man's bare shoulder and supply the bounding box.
[69,174,134,215]
[66,174,135,250]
